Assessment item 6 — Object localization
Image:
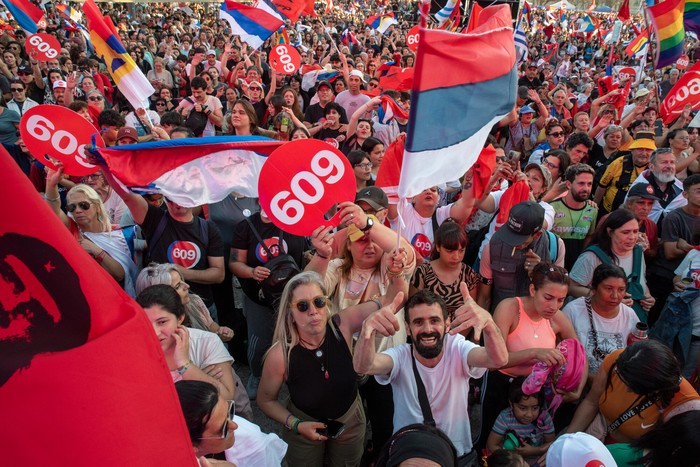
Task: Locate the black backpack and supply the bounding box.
[182,97,208,136]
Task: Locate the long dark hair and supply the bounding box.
[590,209,637,263]
[604,340,682,410]
[632,411,700,467]
[175,380,219,444]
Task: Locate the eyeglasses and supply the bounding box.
[368,82,378,87]
[197,400,235,440]
[543,159,560,170]
[290,296,328,313]
[67,201,92,212]
[156,102,166,106]
[88,96,104,101]
[249,87,262,91]
[549,131,565,137]
[10,88,23,92]
[354,162,373,170]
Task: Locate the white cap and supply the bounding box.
[207,49,216,56]
[53,80,67,89]
[546,433,617,467]
[349,69,366,83]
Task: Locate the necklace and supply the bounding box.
[299,334,329,379]
[562,200,586,234]
[532,318,545,339]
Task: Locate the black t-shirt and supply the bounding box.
[518,76,542,89]
[230,213,309,305]
[303,102,349,125]
[141,204,224,306]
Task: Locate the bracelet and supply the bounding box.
[43,194,60,202]
[368,298,382,310]
[284,414,295,429]
[94,250,107,265]
[176,360,193,376]
[315,251,329,259]
[292,418,303,434]
[386,268,404,277]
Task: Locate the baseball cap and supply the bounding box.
[634,88,650,99]
[116,127,139,143]
[518,85,530,100]
[546,433,616,467]
[524,163,553,191]
[355,186,388,211]
[493,201,545,247]
[316,80,332,90]
[53,80,67,89]
[207,49,216,56]
[628,131,657,151]
[527,62,538,69]
[17,62,31,74]
[349,69,366,83]
[627,182,660,200]
[519,104,536,115]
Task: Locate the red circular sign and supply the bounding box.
[258,139,356,236]
[407,25,420,52]
[20,105,104,176]
[676,54,690,70]
[411,233,433,258]
[167,241,201,269]
[269,44,301,75]
[26,33,61,62]
[618,66,636,83]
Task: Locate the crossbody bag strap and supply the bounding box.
[607,397,656,433]
[585,297,606,362]
[232,199,276,259]
[410,346,436,427]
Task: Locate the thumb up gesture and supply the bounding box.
[361,292,404,338]
[449,282,492,340]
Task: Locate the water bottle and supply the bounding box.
[627,322,648,346]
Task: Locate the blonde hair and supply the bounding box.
[67,183,111,231]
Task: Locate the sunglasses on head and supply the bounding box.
[197,400,235,440]
[67,201,91,212]
[291,296,328,313]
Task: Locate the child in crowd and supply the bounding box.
[486,377,555,465]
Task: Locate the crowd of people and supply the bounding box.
[6,0,700,466]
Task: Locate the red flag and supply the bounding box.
[271,0,306,21]
[466,2,483,33]
[375,134,405,204]
[0,148,197,465]
[379,66,414,92]
[587,0,596,13]
[618,0,630,21]
[543,23,554,39]
[660,60,700,123]
[303,0,317,17]
[472,145,497,201]
[495,180,530,227]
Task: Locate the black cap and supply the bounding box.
[355,186,388,211]
[627,183,660,201]
[493,201,545,246]
[316,80,332,90]
[17,62,31,73]
[518,86,529,99]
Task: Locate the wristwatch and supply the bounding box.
[361,215,376,233]
[176,360,192,376]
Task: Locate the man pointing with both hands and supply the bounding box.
[354,285,508,466]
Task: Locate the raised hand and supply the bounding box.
[449,282,493,339]
[361,291,404,338]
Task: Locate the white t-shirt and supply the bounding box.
[334,90,369,120]
[674,249,700,336]
[569,250,649,296]
[375,334,486,456]
[563,297,639,374]
[390,203,452,259]
[105,189,129,225]
[170,327,233,381]
[179,95,223,137]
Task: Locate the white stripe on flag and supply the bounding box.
[514,24,528,65]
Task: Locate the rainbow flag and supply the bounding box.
[647,0,686,69]
[685,0,700,34]
[84,0,154,109]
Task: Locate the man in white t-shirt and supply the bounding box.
[353,288,507,462]
[175,76,224,137]
[335,69,370,119]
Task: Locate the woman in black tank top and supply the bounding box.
[257,271,402,466]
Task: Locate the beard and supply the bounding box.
[413,331,445,359]
[655,171,676,183]
[571,189,591,203]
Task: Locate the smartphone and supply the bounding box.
[654,119,663,137]
[507,150,521,171]
[318,419,345,439]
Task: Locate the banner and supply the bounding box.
[660,60,700,124]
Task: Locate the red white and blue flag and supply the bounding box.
[365,13,398,34]
[342,28,359,46]
[93,136,282,207]
[377,95,409,124]
[219,0,284,49]
[398,4,516,198]
[0,0,43,34]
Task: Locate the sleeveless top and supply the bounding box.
[501,297,557,377]
[287,322,357,420]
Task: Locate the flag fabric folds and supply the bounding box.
[625,29,649,57]
[685,0,700,34]
[0,147,198,466]
[270,0,306,22]
[365,13,398,34]
[377,95,409,124]
[521,1,532,25]
[398,4,517,199]
[93,136,282,207]
[301,64,339,91]
[84,0,154,109]
[0,0,43,34]
[56,3,81,23]
[435,0,459,27]
[375,134,406,204]
[342,28,359,46]
[618,0,631,20]
[378,66,414,92]
[647,0,686,69]
[515,21,528,65]
[219,0,284,49]
[660,59,700,123]
[466,1,482,32]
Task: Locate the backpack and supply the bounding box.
[243,216,300,308]
[182,97,208,136]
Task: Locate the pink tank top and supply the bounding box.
[501,297,557,377]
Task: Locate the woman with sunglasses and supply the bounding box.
[476,263,583,454]
[176,380,287,466]
[44,166,138,296]
[258,271,406,466]
[528,120,567,166]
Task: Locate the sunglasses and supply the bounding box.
[156,102,166,106]
[290,296,328,313]
[88,96,104,101]
[67,201,91,212]
[197,400,235,440]
[17,72,30,77]
[10,88,23,92]
[549,131,565,137]
[249,87,262,91]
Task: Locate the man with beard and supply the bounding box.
[550,164,598,271]
[627,148,686,224]
[353,288,507,465]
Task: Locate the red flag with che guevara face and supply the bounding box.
[0,147,196,465]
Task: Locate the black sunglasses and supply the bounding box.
[197,400,235,440]
[67,201,91,212]
[549,131,565,137]
[290,296,328,313]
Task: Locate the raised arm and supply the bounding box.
[352,293,403,375]
[98,161,149,224]
[44,166,71,229]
